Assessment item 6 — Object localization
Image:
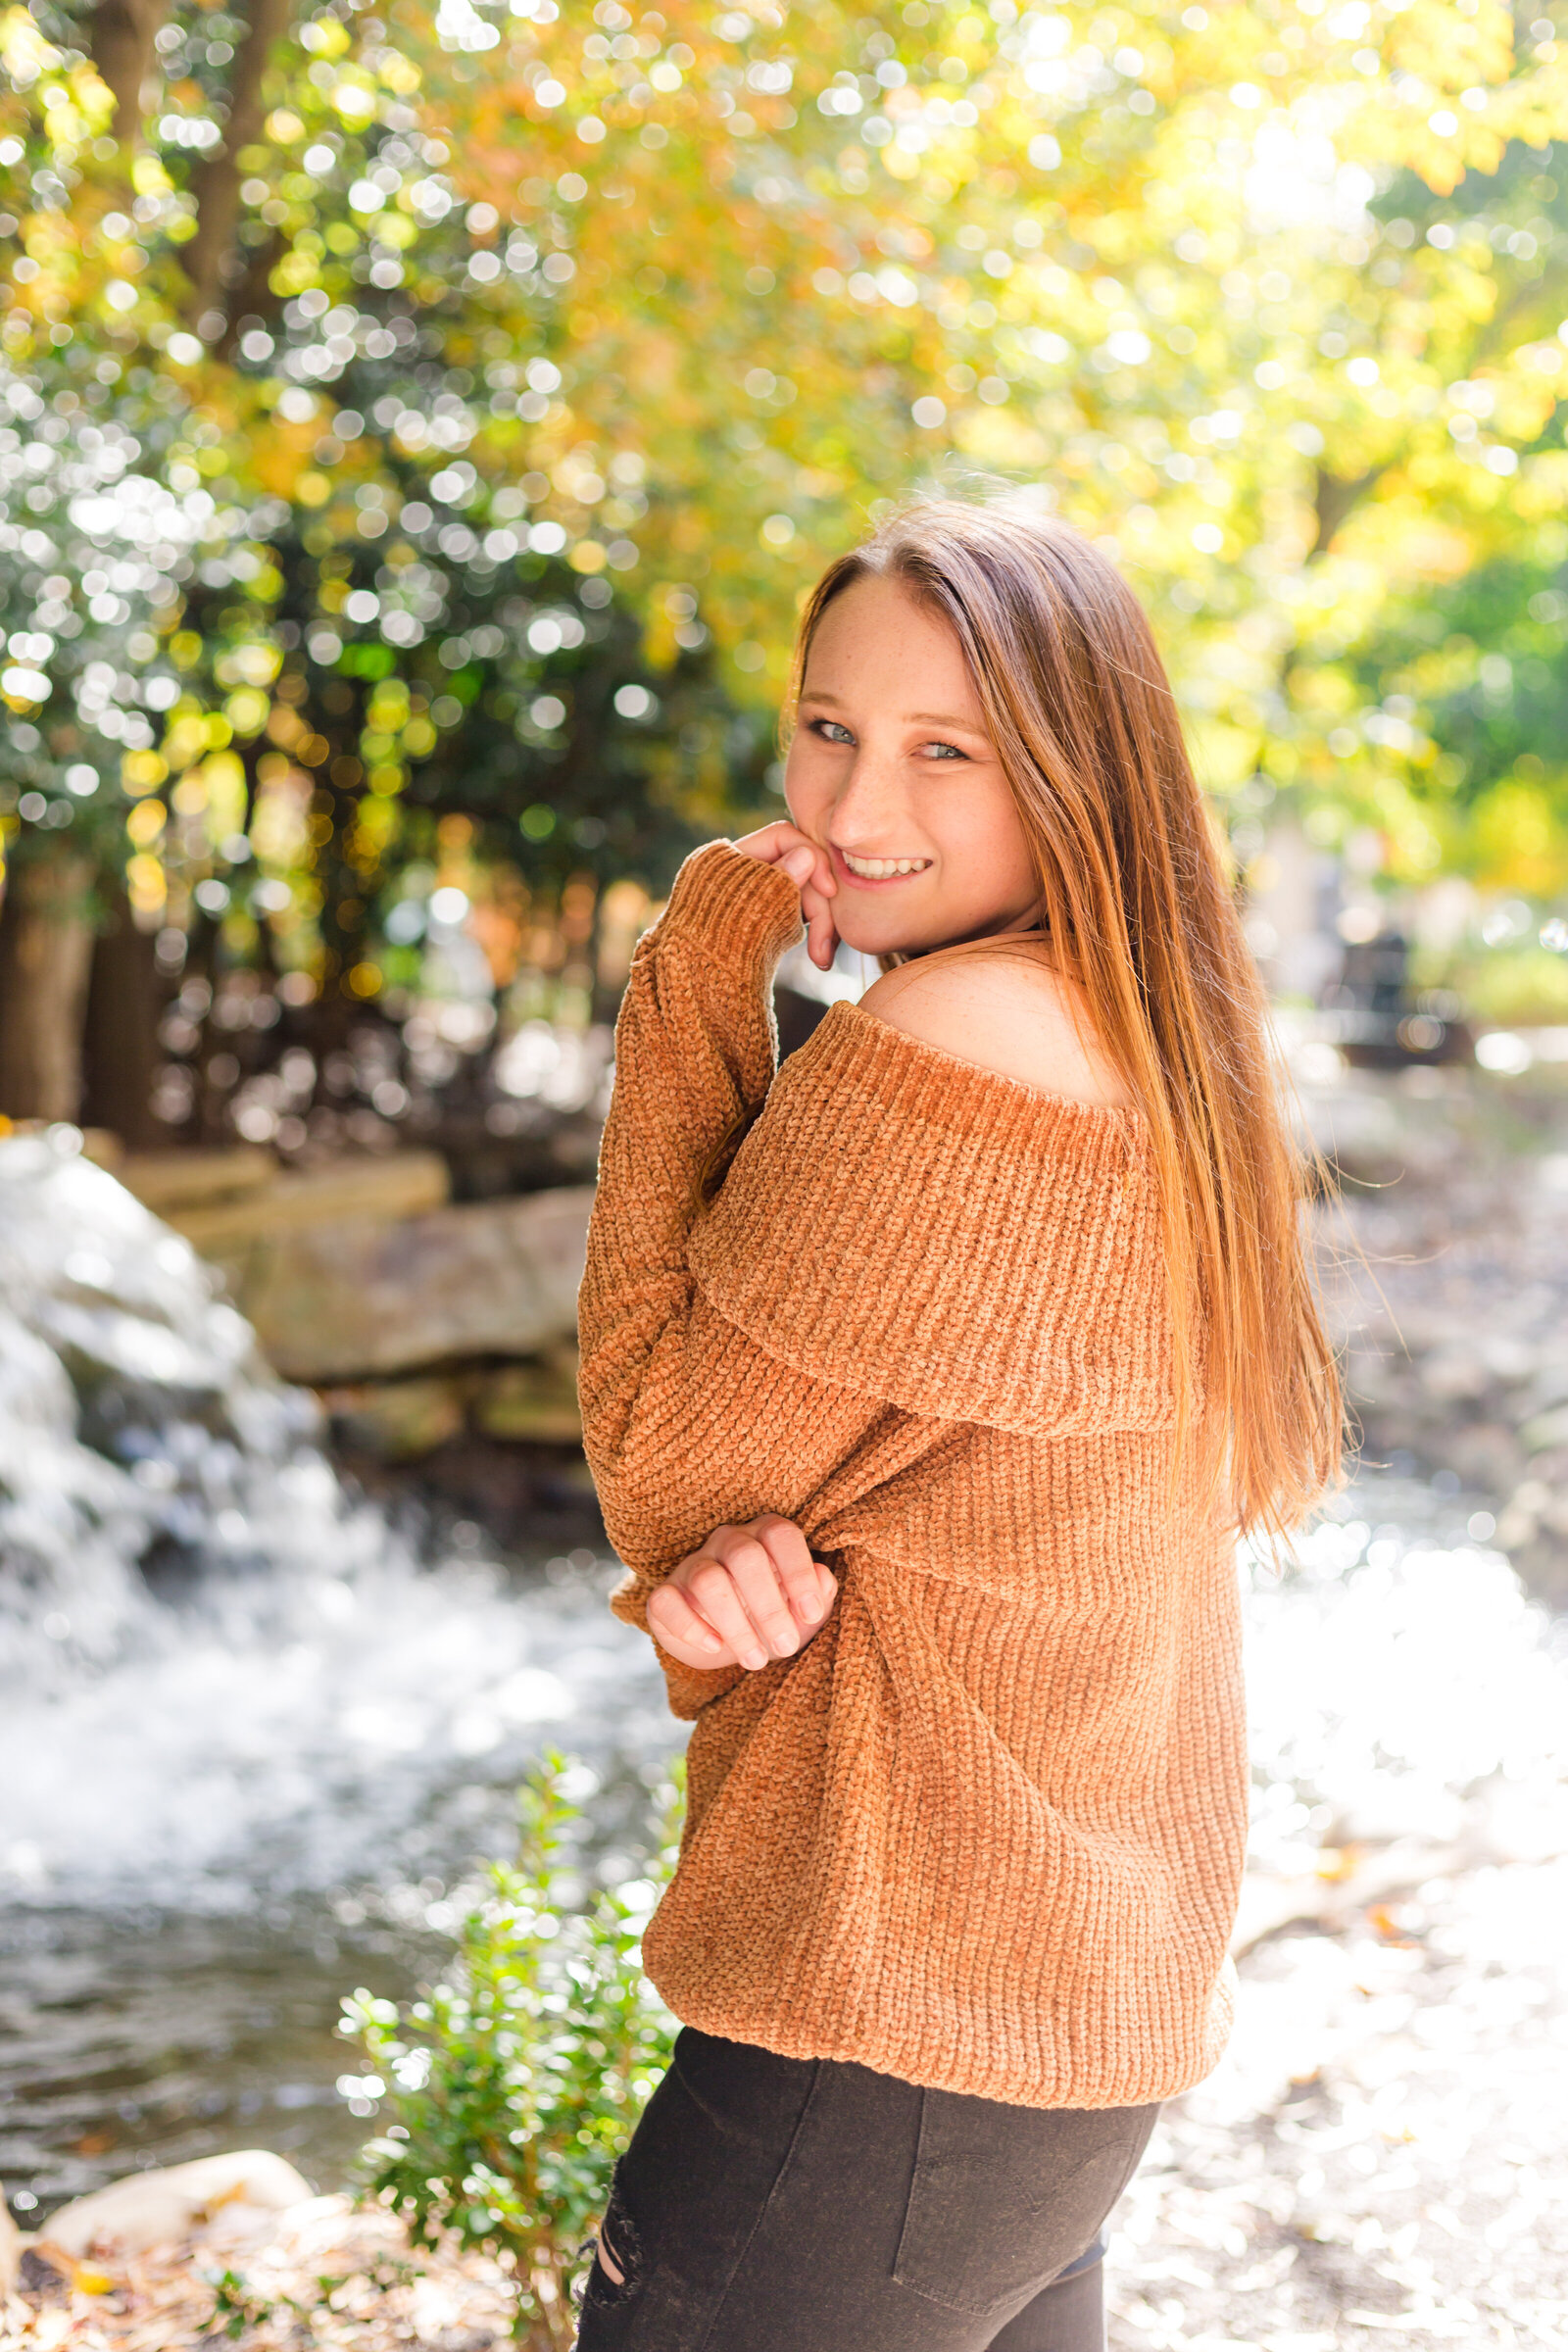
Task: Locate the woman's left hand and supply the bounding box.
[646,1515,839,1671]
[733,820,840,971]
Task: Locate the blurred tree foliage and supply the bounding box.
[2,0,1568,1127]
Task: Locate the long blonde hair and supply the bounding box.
[788,495,1341,1545]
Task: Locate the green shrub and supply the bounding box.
[339,1752,680,2348]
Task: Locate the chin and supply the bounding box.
[835,914,911,960]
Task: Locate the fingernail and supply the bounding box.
[741,1645,767,1671]
[783,849,813,881]
[772,1628,798,1656]
[799,1593,822,1622]
[702,1630,723,1651]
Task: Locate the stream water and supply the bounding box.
[2,1125,1566,2230]
[0,1129,669,2212]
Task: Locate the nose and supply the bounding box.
[829,743,911,852]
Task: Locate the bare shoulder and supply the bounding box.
[858,951,1135,1109]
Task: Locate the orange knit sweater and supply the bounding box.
[578,842,1247,2111]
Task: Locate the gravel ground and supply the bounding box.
[1108,1063,1568,2352]
[1107,1856,1568,2350]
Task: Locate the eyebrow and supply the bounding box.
[800,688,987,731]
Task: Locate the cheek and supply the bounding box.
[927,779,1031,884]
[782,745,831,835]
[978,784,1034,879]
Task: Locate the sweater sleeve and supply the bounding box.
[577,841,891,1719]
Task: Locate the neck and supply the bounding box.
[902,905,1047,960]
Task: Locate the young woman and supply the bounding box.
[574,496,1340,2352]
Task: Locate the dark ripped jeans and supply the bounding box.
[575,2028,1157,2352]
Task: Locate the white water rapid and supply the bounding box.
[0,1128,665,1915]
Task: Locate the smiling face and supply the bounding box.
[784,571,1041,958]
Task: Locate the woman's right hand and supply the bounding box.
[646,1515,840,1672]
[732,819,840,971]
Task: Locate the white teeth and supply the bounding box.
[842,853,930,879]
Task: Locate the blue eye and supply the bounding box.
[921,741,966,760]
[812,718,855,745]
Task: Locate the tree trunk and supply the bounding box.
[80,878,164,1150]
[213,229,287,357]
[183,0,296,326]
[90,0,172,140]
[0,846,98,1125]
[1311,465,1382,559]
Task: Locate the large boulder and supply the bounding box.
[237,1184,596,1384]
[112,1142,595,1395]
[473,1348,583,1443]
[40,2150,313,2260]
[117,1145,282,1217]
[150,1151,452,1260]
[317,1372,469,1459]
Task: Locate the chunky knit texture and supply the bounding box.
[578,842,1248,2111]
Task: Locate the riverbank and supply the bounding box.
[3,2184,519,2352]
[1108,1851,1568,2349]
[1097,1058,1568,2349]
[4,1067,1568,2348]
[6,1469,1564,2352]
[1312,1061,1568,1610]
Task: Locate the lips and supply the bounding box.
[836,849,933,881]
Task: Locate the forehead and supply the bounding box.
[803,573,975,698]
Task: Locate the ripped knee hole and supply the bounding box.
[597,2224,626,2286]
[588,2193,642,2301]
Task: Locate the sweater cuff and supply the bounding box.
[642,841,804,981]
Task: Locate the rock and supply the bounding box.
[1496,1478,1554,1549]
[1512,1532,1568,1610]
[40,2149,313,2260]
[1416,1346,1493,1403]
[1297,1086,1413,1185]
[119,1146,278,1215]
[1446,1421,1527,1493]
[79,1128,126,1176]
[18,2245,69,2298]
[1,1120,124,1175]
[1521,1401,1568,1454]
[321,1374,468,1460]
[473,1349,582,1444]
[237,1185,594,1384]
[172,1151,450,1256]
[1232,1837,1469,1957]
[12,2190,518,2351]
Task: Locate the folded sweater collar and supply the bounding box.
[688,997,1176,1438]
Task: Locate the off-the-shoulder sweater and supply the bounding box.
[577,841,1247,2111]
